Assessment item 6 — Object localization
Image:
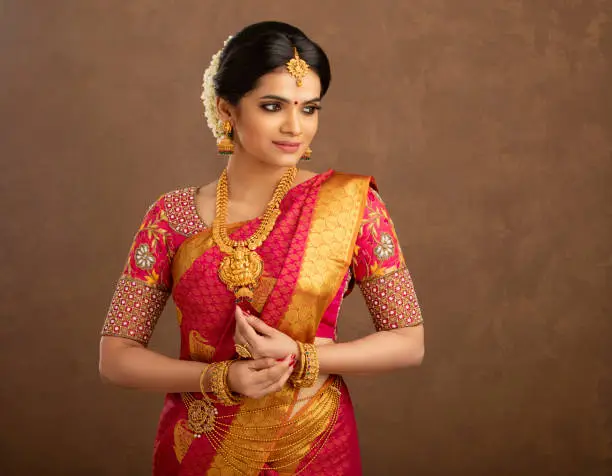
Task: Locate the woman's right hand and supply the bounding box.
[226,355,295,399]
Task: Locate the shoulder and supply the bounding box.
[146,186,207,236]
[323,171,389,216]
[328,169,375,184]
[323,170,377,196]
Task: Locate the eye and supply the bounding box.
[303,105,322,115]
[303,104,321,116]
[261,103,282,112]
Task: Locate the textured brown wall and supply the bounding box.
[1,1,611,475]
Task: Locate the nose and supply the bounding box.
[280,108,302,137]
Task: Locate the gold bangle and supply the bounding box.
[210,360,242,406]
[290,341,306,385]
[301,343,320,387]
[180,365,218,438]
[199,364,211,394]
[291,342,319,388]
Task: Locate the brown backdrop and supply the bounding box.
[1,1,611,475]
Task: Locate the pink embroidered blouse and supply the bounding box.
[101,183,423,345]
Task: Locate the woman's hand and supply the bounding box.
[234,306,299,360]
[227,355,295,399]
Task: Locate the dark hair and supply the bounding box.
[214,21,331,105]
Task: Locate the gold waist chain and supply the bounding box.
[181,376,342,473]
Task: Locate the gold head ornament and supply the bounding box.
[286,47,310,87]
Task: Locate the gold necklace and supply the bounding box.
[212,166,298,301]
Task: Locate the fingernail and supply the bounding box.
[290,361,296,367]
[276,358,284,362]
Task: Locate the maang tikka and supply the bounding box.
[287,47,312,160]
[286,47,310,87]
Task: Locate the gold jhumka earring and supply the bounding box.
[217,120,234,155]
[300,146,312,161]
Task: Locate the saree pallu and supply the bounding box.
[152,171,371,476]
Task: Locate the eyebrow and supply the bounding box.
[259,94,321,104]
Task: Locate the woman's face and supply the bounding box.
[219,67,322,167]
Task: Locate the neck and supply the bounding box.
[224,152,294,204]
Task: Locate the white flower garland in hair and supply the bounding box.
[201,35,233,139]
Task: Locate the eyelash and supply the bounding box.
[260,103,322,115]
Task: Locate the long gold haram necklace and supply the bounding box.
[212,166,298,301]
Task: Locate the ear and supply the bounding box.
[216,97,235,123]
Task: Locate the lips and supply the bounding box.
[273,141,301,147]
[273,141,301,153]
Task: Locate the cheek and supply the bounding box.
[305,116,319,139]
[237,113,277,145]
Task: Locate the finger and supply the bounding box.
[243,313,276,337]
[240,313,265,344]
[234,327,246,345]
[235,311,254,343]
[248,357,277,371]
[256,355,293,386]
[261,363,295,395]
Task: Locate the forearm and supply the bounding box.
[316,326,424,375]
[99,336,210,393]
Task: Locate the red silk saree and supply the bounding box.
[102,169,423,475]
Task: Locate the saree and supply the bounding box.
[101,169,424,475]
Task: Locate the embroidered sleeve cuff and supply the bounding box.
[359,267,423,331]
[100,275,169,346]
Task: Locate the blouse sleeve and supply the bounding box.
[100,196,174,346]
[351,187,424,331]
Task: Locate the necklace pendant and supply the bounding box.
[218,246,264,299]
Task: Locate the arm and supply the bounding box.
[99,336,294,396]
[99,336,211,392]
[316,326,423,374]
[98,198,212,392]
[239,311,424,376]
[98,197,293,396]
[236,186,425,375]
[319,186,425,374]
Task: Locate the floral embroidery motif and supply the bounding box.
[123,200,173,291]
[164,187,207,236]
[134,243,156,270]
[360,267,423,331]
[101,276,169,345]
[374,233,395,261]
[352,188,405,282]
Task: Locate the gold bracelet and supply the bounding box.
[210,360,242,406]
[291,342,319,388]
[302,343,320,387]
[180,365,218,438]
[199,364,211,395]
[290,341,306,385]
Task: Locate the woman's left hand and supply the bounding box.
[234,306,299,360]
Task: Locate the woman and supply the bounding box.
[99,21,424,476]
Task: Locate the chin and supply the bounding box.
[259,151,301,168]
